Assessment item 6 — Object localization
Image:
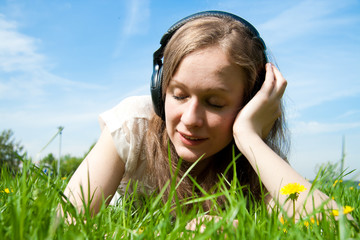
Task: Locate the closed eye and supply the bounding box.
[173,95,187,101]
[208,103,224,108]
[207,97,226,109]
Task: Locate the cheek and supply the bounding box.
[164,97,180,130]
[208,111,238,135]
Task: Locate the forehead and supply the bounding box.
[170,46,246,92]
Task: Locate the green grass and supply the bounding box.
[0,159,359,240]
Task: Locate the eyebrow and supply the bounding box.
[168,79,230,93]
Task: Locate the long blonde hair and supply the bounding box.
[145,16,289,211]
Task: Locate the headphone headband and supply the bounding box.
[161,11,265,51]
[151,11,267,119]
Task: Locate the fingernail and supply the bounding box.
[266,63,272,71]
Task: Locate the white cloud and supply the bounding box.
[123,0,150,36]
[289,126,360,180]
[291,120,360,135]
[113,0,150,57]
[1,109,99,128]
[292,86,360,112]
[0,13,106,101]
[0,14,44,72]
[336,110,360,120]
[259,0,356,46]
[0,12,112,158]
[1,70,106,101]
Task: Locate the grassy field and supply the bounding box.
[0,159,359,239]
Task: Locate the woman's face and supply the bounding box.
[165,45,246,163]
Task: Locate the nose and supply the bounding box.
[180,98,204,128]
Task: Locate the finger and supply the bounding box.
[261,63,276,96]
[185,220,196,231]
[271,65,287,98]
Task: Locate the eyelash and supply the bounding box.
[173,95,187,101]
[210,103,224,109]
[173,95,224,109]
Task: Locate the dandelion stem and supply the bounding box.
[292,199,296,224]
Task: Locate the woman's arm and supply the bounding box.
[63,126,125,215]
[233,63,334,219]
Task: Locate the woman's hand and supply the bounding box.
[233,63,287,150]
[185,215,238,232]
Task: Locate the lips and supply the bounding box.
[182,134,203,141]
[177,131,207,145]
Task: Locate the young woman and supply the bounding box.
[64,11,333,221]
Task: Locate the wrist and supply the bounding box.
[233,130,263,155]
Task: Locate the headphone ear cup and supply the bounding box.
[151,63,165,119]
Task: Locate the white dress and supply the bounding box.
[99,95,156,202]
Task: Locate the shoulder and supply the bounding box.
[99,95,154,133]
[115,95,153,118]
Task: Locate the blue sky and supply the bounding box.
[0,0,359,180]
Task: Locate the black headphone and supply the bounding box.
[151,10,267,119]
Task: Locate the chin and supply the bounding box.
[181,156,201,163]
[176,149,209,163]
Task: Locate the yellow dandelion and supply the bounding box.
[280,183,307,196]
[358,182,360,187]
[332,179,343,187]
[331,196,335,200]
[138,226,145,234]
[349,186,354,190]
[304,217,319,229]
[280,183,307,223]
[280,216,286,224]
[310,217,319,226]
[280,183,307,195]
[332,206,354,216]
[332,209,339,216]
[343,206,354,214]
[61,177,67,180]
[304,221,310,228]
[3,188,13,194]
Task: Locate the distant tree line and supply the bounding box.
[0,129,26,174]
[0,129,93,177]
